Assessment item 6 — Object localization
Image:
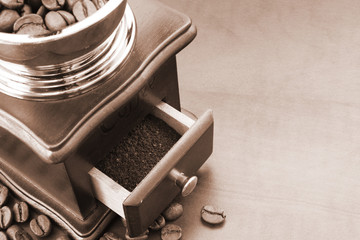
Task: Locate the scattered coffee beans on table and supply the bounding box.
[200,205,226,225]
[0,0,109,35]
[160,224,182,240]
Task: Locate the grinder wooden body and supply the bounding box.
[0,0,214,238]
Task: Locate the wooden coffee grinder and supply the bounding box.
[0,0,214,239]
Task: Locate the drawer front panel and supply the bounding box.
[89,102,213,237]
[123,106,213,237]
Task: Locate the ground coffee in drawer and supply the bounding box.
[96,115,181,191]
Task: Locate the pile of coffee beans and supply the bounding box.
[0,182,72,240]
[0,0,108,35]
[148,202,184,240]
[145,202,226,240]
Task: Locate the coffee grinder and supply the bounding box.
[0,0,214,238]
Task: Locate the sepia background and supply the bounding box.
[156,0,360,239]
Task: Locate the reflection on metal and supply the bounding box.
[0,6,136,101]
[168,168,198,197]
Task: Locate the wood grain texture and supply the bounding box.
[153,0,360,239]
[152,101,195,135]
[89,167,130,217]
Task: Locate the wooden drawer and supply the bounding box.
[88,101,213,237]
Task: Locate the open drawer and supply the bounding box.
[88,101,214,237]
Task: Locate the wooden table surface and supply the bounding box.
[152,0,360,239]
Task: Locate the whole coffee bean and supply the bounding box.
[20,4,33,16]
[45,10,75,31]
[6,225,32,240]
[0,206,13,229]
[0,185,9,207]
[56,235,71,240]
[64,0,78,11]
[72,0,97,22]
[41,0,65,10]
[200,205,226,225]
[13,14,44,32]
[0,9,20,33]
[148,215,166,231]
[100,232,122,240]
[0,0,24,9]
[162,203,183,221]
[160,224,182,240]
[13,202,29,223]
[13,14,50,35]
[29,215,51,237]
[36,5,48,18]
[0,231,7,240]
[16,24,50,35]
[91,0,107,10]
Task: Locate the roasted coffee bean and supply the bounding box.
[0,0,106,34]
[149,215,166,231]
[72,0,97,22]
[20,4,32,16]
[36,5,48,18]
[56,235,71,240]
[91,0,107,10]
[100,232,122,240]
[162,203,183,221]
[0,206,13,229]
[0,0,24,9]
[0,9,20,33]
[41,0,65,10]
[6,225,32,240]
[64,0,78,11]
[13,14,50,35]
[0,185,9,207]
[13,14,44,32]
[160,224,182,240]
[13,202,29,223]
[16,24,50,35]
[200,205,226,225]
[0,231,7,240]
[29,215,51,237]
[44,10,75,31]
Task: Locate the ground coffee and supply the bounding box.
[96,115,181,192]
